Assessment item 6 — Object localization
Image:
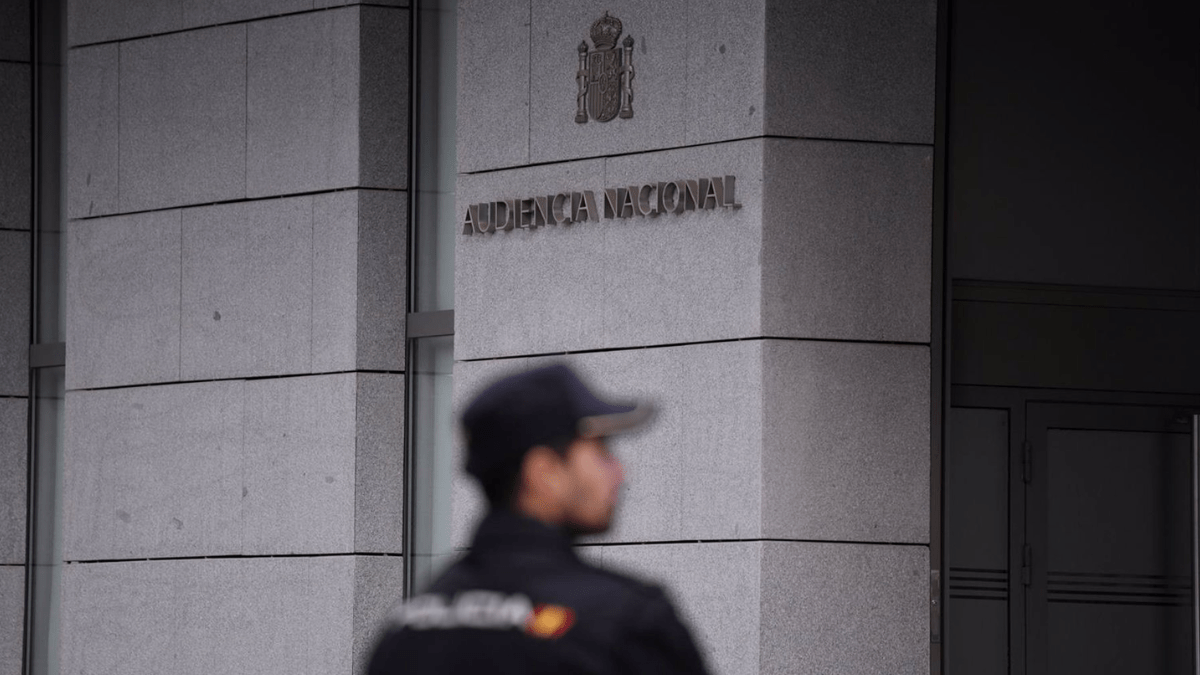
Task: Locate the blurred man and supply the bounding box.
[368,363,709,674]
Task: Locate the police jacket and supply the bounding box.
[368,510,711,675]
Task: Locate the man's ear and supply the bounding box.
[520,445,566,502]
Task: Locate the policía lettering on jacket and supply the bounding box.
[388,591,576,639]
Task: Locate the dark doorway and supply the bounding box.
[947,394,1199,674]
[941,0,1200,672]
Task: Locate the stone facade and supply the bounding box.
[2,0,940,673]
[451,2,935,672]
[58,3,409,674]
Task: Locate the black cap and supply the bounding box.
[461,363,653,480]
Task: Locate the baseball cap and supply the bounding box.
[461,363,653,480]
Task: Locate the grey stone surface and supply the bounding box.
[455,141,763,360]
[760,542,929,674]
[762,139,932,343]
[526,1,767,165]
[181,197,312,380]
[457,0,529,172]
[65,210,181,390]
[0,566,22,675]
[317,0,407,7]
[61,557,357,675]
[764,0,937,144]
[359,6,409,190]
[0,0,29,62]
[353,555,405,674]
[450,342,764,547]
[762,340,930,543]
[526,0,686,166]
[355,374,405,554]
[0,232,29,397]
[67,0,310,46]
[312,190,408,373]
[67,45,119,220]
[181,0,313,29]
[594,542,762,675]
[247,9,360,197]
[64,374,399,560]
[684,0,767,146]
[242,375,357,555]
[312,191,360,371]
[0,400,26,565]
[62,382,244,561]
[119,25,246,212]
[0,63,30,231]
[354,190,407,370]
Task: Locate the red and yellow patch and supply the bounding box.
[524,604,576,639]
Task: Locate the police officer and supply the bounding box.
[368,363,710,674]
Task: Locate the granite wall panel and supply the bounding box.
[762,340,930,543]
[0,566,21,675]
[66,210,181,390]
[352,556,406,673]
[352,190,407,371]
[358,6,409,190]
[596,542,762,675]
[66,44,119,220]
[456,0,529,172]
[63,381,245,561]
[0,63,30,231]
[180,197,312,380]
[0,399,27,565]
[67,0,310,46]
[762,138,932,343]
[61,557,358,675]
[247,8,360,197]
[526,0,688,166]
[355,373,405,554]
[455,141,763,360]
[242,375,358,555]
[0,232,29,397]
[64,374,396,560]
[119,25,246,212]
[760,542,929,674]
[0,0,29,62]
[764,0,937,144]
[451,342,764,548]
[482,1,771,167]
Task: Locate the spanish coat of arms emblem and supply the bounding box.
[575,12,634,123]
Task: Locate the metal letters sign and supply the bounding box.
[576,13,634,123]
[461,175,741,236]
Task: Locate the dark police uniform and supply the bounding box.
[367,510,710,674]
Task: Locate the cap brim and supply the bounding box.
[577,402,655,438]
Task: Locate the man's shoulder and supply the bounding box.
[418,550,674,624]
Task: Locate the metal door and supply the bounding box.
[1025,404,1193,675]
[947,400,1198,674]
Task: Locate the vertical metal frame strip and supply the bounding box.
[1193,413,1199,675]
[930,0,951,671]
[401,0,423,600]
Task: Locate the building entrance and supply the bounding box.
[947,394,1198,674]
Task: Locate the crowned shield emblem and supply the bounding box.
[575,13,634,124]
